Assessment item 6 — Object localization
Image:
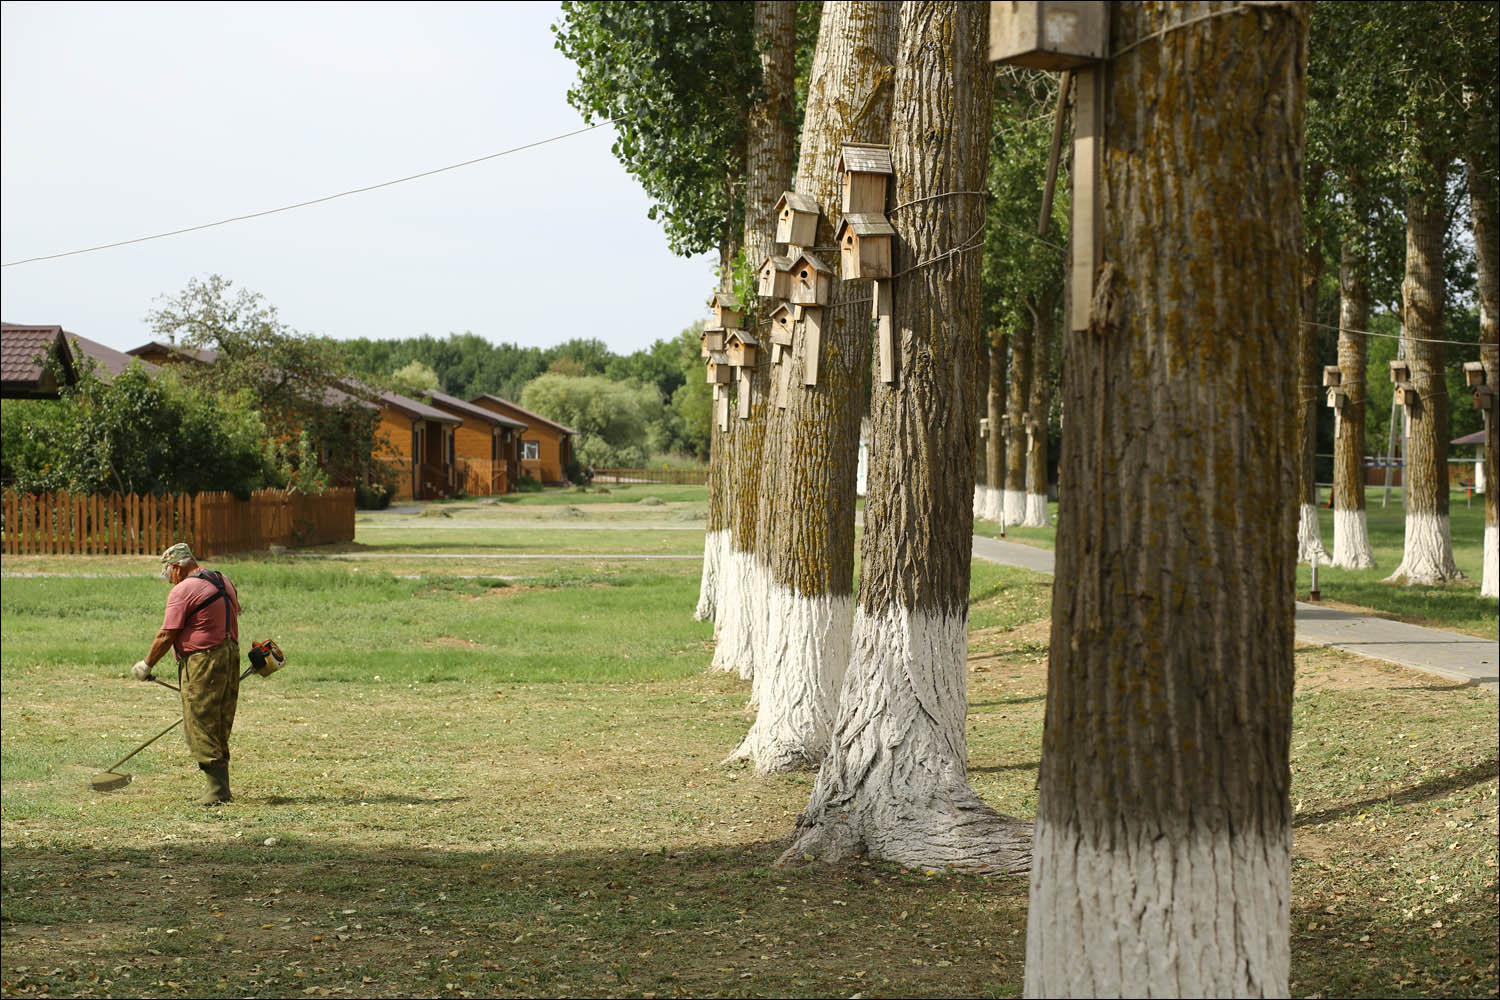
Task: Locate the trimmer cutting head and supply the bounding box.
[91,771,132,792]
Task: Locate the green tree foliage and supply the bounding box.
[146,275,379,487]
[520,373,658,468]
[390,360,440,397]
[342,332,549,402]
[1,363,268,498]
[553,2,763,258]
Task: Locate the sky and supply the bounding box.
[0,2,718,359]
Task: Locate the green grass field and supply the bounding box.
[2,491,1495,998]
[974,489,1497,637]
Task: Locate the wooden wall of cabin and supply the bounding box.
[374,408,418,500]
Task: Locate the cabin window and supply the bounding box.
[523,440,539,461]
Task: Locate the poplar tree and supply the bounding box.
[1023,3,1307,994]
[783,0,1030,871]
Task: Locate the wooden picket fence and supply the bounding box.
[1,488,355,558]
[591,466,708,485]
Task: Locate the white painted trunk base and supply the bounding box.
[1331,506,1376,570]
[727,579,851,772]
[782,605,1031,871]
[1386,511,1463,585]
[1296,503,1328,564]
[710,547,759,679]
[1023,817,1290,998]
[983,486,1006,525]
[1003,489,1027,527]
[1022,492,1050,527]
[1482,522,1498,599]
[695,530,729,623]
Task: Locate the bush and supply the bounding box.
[517,474,543,493]
[355,482,393,510]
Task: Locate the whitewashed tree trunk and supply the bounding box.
[1022,295,1053,527]
[1332,215,1376,569]
[734,0,898,772]
[785,1,1029,872]
[1297,502,1327,564]
[1388,158,1461,585]
[1024,4,1306,995]
[1466,124,1498,597]
[695,527,729,624]
[984,332,1009,524]
[1004,316,1031,526]
[1296,212,1329,565]
[709,0,798,679]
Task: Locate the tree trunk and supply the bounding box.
[1024,4,1306,996]
[1004,318,1032,524]
[984,331,1009,523]
[697,283,735,623]
[1023,292,1054,526]
[1332,198,1375,569]
[784,0,1027,872]
[973,337,989,520]
[1468,144,1499,597]
[1296,196,1329,564]
[734,0,898,773]
[1388,159,1460,584]
[711,0,798,681]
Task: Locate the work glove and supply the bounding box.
[131,660,153,681]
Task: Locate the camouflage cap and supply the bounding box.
[159,542,196,578]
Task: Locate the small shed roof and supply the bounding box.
[836,213,897,238]
[775,191,821,215]
[126,340,220,365]
[428,389,526,429]
[838,142,893,175]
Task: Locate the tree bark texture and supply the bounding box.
[1389,162,1460,584]
[983,331,1009,523]
[737,0,899,772]
[1023,294,1054,526]
[1024,4,1307,996]
[1297,221,1328,563]
[1468,146,1499,597]
[1004,317,1032,524]
[782,0,1028,873]
[1333,215,1375,569]
[712,0,799,681]
[973,336,990,520]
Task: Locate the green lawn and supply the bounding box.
[2,498,1495,998]
[974,490,1496,637]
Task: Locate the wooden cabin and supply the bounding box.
[1,324,77,398]
[426,389,528,495]
[369,390,462,501]
[470,395,575,485]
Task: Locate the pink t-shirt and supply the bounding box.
[162,572,240,656]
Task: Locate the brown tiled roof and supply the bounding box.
[3,323,160,394]
[68,332,159,378]
[427,389,527,429]
[1,324,72,390]
[126,339,219,365]
[469,394,575,436]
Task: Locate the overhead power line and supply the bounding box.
[1301,319,1485,351]
[1,118,622,269]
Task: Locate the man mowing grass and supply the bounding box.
[133,542,242,806]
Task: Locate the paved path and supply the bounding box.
[971,534,1496,692]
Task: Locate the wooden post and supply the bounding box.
[738,367,752,419]
[1070,65,1104,331]
[873,279,895,383]
[803,306,824,386]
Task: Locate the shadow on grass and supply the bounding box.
[1293,754,1499,829]
[967,761,1040,774]
[261,793,468,807]
[0,840,1030,999]
[971,695,1046,708]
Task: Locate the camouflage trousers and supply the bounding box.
[178,639,240,767]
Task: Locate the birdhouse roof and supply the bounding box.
[712,291,741,310]
[760,254,796,274]
[838,142,893,175]
[708,351,730,366]
[775,191,821,215]
[703,324,727,336]
[769,302,795,321]
[790,251,833,274]
[836,214,897,238]
[726,330,759,348]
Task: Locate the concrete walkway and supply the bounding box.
[971,534,1497,692]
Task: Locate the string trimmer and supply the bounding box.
[90,640,286,792]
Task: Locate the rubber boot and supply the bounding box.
[198,762,232,805]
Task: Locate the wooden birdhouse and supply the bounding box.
[1395,383,1419,407]
[703,326,727,354]
[706,352,732,385]
[758,255,794,299]
[836,214,895,280]
[1474,385,1497,415]
[789,252,833,307]
[1463,361,1487,388]
[988,1,1109,70]
[838,143,893,215]
[712,292,743,330]
[769,302,796,346]
[725,330,758,368]
[774,192,821,248]
[1326,387,1347,410]
[1388,359,1411,384]
[1322,365,1342,388]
